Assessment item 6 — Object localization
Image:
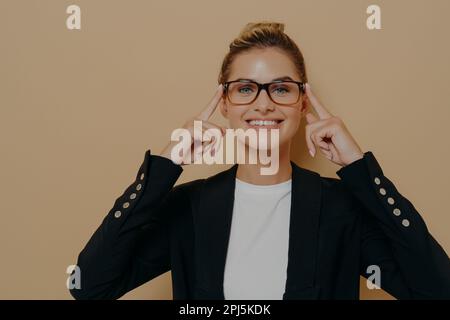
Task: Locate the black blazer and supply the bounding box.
[70,150,450,300]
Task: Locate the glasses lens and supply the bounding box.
[268,82,300,105]
[227,82,258,104]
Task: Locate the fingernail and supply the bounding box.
[309,149,315,157]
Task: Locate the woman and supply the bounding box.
[70,22,450,300]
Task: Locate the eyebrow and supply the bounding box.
[234,76,295,82]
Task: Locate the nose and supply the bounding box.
[253,89,275,113]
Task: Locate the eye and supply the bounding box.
[238,86,255,95]
[271,85,290,95]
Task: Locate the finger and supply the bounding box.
[198,84,224,121]
[305,120,328,157]
[193,138,214,156]
[198,122,226,148]
[317,140,329,150]
[305,124,316,157]
[307,122,334,157]
[311,133,330,152]
[202,140,213,151]
[305,112,319,125]
[202,136,220,159]
[213,134,223,155]
[186,120,224,145]
[310,126,331,150]
[305,83,333,120]
[201,120,226,136]
[319,146,333,160]
[200,122,224,156]
[328,143,340,161]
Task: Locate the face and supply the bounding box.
[219,47,308,150]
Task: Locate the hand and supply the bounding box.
[304,83,364,167]
[159,84,226,165]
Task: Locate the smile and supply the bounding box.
[245,119,284,128]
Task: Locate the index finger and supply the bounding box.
[305,83,333,119]
[198,84,224,120]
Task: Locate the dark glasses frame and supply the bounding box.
[223,79,305,106]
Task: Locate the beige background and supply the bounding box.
[0,0,449,299]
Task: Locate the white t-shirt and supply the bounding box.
[223,177,292,300]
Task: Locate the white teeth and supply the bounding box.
[248,120,279,126]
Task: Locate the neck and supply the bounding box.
[236,142,292,185]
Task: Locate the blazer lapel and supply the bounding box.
[193,161,322,300]
[283,161,322,299]
[194,164,238,299]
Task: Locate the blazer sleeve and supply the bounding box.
[69,149,185,300]
[336,151,450,299]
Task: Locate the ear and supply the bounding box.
[219,96,229,118]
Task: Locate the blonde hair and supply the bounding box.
[218,21,308,84]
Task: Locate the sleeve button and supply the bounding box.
[379,188,386,195]
[402,219,410,227]
[114,210,122,218]
[393,208,401,216]
[387,197,395,205]
[123,202,130,209]
[136,183,142,191]
[130,193,137,200]
[374,177,381,185]
[140,173,145,180]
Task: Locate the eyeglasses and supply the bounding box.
[223,79,305,106]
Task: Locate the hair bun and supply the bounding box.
[239,22,285,38]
